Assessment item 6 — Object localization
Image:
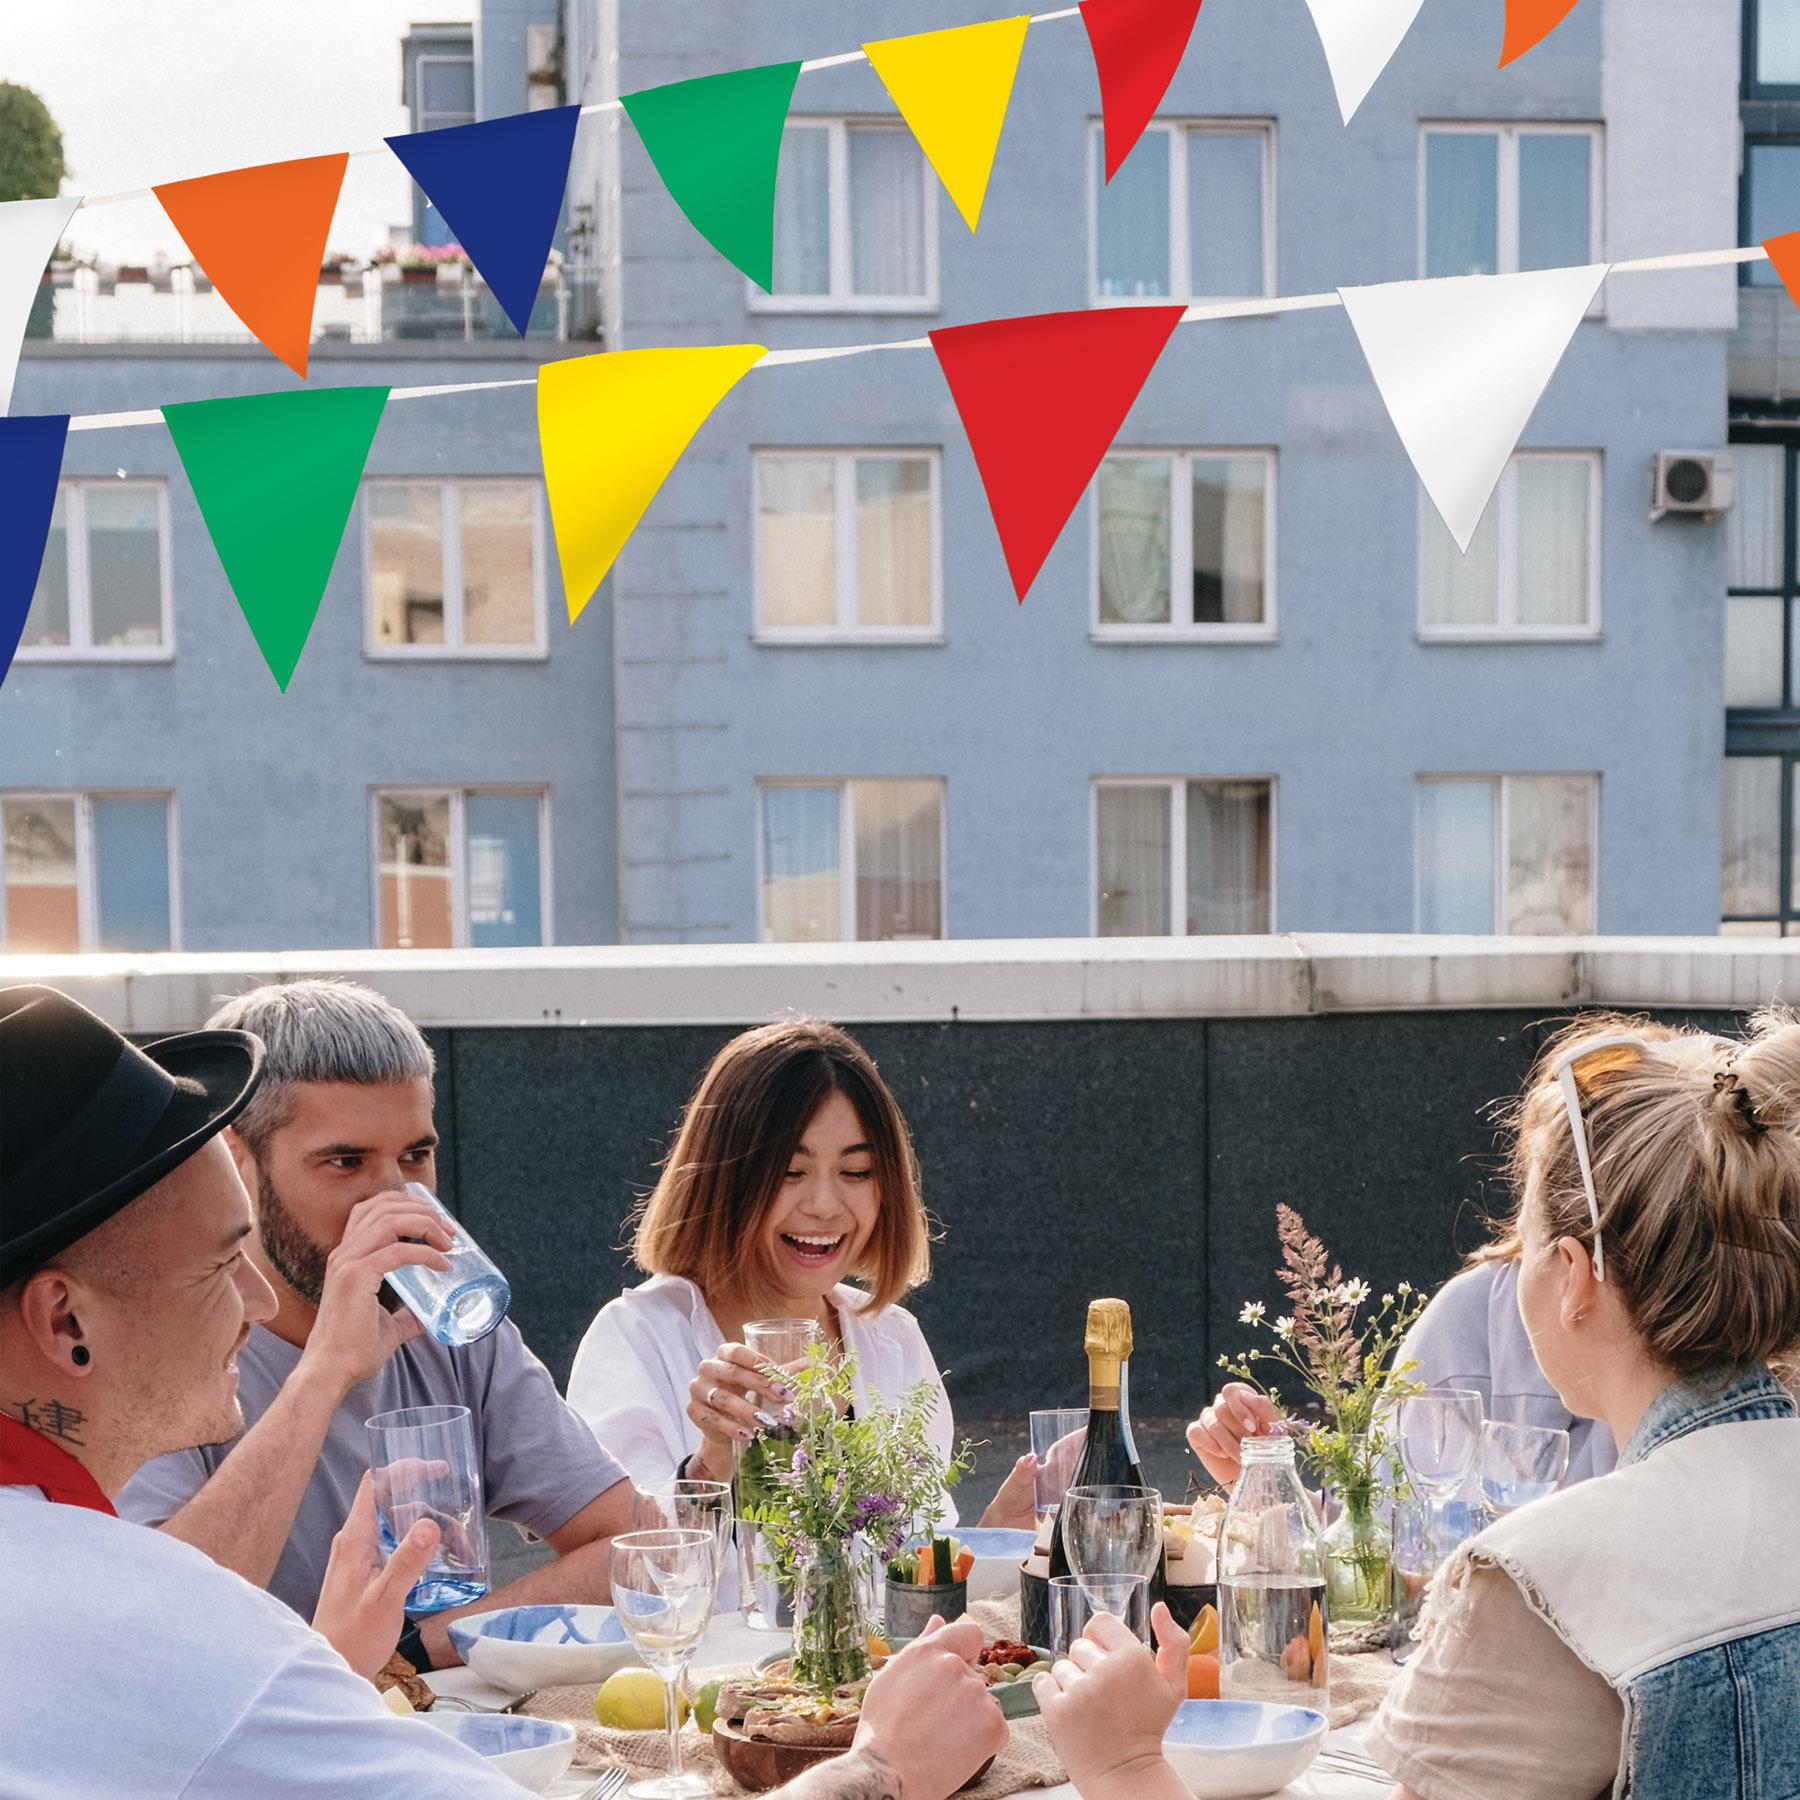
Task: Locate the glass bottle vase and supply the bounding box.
[790,1538,870,1691]
[1321,1495,1394,1625]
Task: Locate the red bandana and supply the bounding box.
[0,1413,116,1516]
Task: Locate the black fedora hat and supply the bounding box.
[0,985,265,1286]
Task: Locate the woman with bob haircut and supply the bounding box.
[568,1019,1034,1595]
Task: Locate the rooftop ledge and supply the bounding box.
[2,936,1793,1033]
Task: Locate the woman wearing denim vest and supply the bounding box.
[1365,1007,1800,1799]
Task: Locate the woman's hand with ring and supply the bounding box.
[685,1343,794,1482]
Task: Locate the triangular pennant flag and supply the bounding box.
[863,17,1030,232]
[539,345,764,623]
[1339,263,1608,552]
[153,154,348,378]
[1300,0,1427,125]
[1081,0,1206,182]
[387,106,582,335]
[1768,231,1800,309]
[0,413,70,687]
[621,63,802,290]
[1,197,80,415]
[1501,0,1585,67]
[930,306,1185,602]
[162,386,387,689]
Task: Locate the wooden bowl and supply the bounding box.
[712,1719,997,1793]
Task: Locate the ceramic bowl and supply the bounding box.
[419,1712,577,1793]
[445,1603,635,1690]
[1161,1700,1328,1798]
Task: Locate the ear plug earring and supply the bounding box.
[71,1346,91,1367]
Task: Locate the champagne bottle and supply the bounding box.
[1046,1298,1167,1603]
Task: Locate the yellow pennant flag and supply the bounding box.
[538,344,765,622]
[863,16,1030,233]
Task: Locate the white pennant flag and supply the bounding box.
[1301,0,1428,125]
[1339,262,1610,552]
[0,196,81,416]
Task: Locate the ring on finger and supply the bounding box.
[706,1386,720,1409]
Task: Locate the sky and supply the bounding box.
[2,1,443,263]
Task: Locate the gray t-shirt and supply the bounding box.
[118,1320,625,1621]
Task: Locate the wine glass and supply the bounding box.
[1398,1387,1484,1551]
[1048,1572,1148,1650]
[634,1480,734,1594]
[1478,1420,1569,1520]
[1061,1484,1162,1597]
[609,1529,717,1798]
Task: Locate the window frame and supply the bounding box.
[1745,0,1800,99]
[1412,772,1600,934]
[1725,428,1798,711]
[1087,118,1279,307]
[361,479,549,661]
[1088,775,1278,937]
[413,50,478,130]
[1416,451,1604,642]
[1740,135,1800,286]
[748,118,941,315]
[0,789,180,951]
[1416,122,1607,295]
[1721,750,1799,933]
[368,786,553,949]
[751,448,945,643]
[15,480,174,664]
[754,778,948,942]
[1088,447,1279,642]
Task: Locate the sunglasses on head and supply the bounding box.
[1548,1034,1652,1284]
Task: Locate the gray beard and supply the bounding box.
[254,1168,403,1312]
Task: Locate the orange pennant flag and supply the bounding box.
[1769,232,1800,310]
[1500,0,1584,67]
[154,154,348,378]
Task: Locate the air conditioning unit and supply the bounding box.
[1651,451,1734,522]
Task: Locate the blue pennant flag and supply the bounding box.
[386,105,582,336]
[0,414,70,689]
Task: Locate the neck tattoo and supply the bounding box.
[7,1399,87,1445]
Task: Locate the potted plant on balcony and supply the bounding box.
[394,242,471,286]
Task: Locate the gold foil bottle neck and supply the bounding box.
[1084,1298,1133,1362]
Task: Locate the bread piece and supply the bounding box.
[372,1651,436,1712]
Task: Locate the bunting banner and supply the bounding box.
[863,17,1030,233]
[1301,0,1428,127]
[538,344,765,623]
[1501,0,1585,67]
[386,106,582,336]
[1,196,81,416]
[621,62,802,291]
[0,413,70,687]
[162,385,388,689]
[1082,0,1205,182]
[1768,231,1800,310]
[1339,262,1609,551]
[154,154,349,379]
[930,305,1184,602]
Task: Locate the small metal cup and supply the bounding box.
[883,1577,967,1640]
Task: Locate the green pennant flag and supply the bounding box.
[622,60,802,291]
[162,386,388,691]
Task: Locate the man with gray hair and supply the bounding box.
[118,978,634,1669]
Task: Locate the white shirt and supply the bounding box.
[567,1275,959,1607]
[0,1486,519,1799]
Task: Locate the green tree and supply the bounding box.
[0,82,66,203]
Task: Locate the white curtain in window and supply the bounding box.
[772,127,831,296]
[1726,598,1786,709]
[1098,458,1171,624]
[1186,782,1270,932]
[1425,133,1498,278]
[849,129,926,297]
[1514,460,1590,627]
[1421,491,1500,627]
[855,458,933,629]
[1729,444,1786,589]
[852,780,942,940]
[1096,786,1171,935]
[1095,130,1170,298]
[1722,758,1782,917]
[1506,775,1594,934]
[1417,780,1495,932]
[1191,458,1265,625]
[85,486,162,648]
[762,786,842,942]
[758,457,837,629]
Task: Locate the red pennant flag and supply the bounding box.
[154,154,348,377]
[1769,232,1800,310]
[1082,0,1205,183]
[1500,0,1584,67]
[931,305,1185,602]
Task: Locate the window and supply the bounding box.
[755,451,940,637]
[16,481,171,659]
[1722,755,1800,933]
[759,780,943,941]
[1747,0,1800,95]
[1743,142,1800,287]
[374,789,548,949]
[1416,775,1596,934]
[1420,453,1601,636]
[403,26,476,246]
[1726,438,1797,708]
[1421,125,1603,279]
[1093,779,1273,935]
[1,793,175,952]
[1092,121,1274,302]
[1093,451,1275,635]
[763,121,937,310]
[364,481,545,656]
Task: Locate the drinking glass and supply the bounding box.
[1398,1386,1484,1557]
[1478,1419,1569,1519]
[1048,1573,1148,1653]
[382,1181,511,1347]
[366,1405,489,1614]
[1061,1484,1162,1587]
[735,1319,820,1629]
[609,1529,717,1799]
[634,1479,734,1591]
[1029,1409,1088,1521]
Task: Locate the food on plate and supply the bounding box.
[597,1667,686,1730]
[716,1671,867,1749]
[974,1639,1051,1688]
[1185,1652,1220,1700]
[371,1651,434,1712]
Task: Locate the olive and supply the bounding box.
[1024,1661,1052,1676]
[1000,1663,1023,1678]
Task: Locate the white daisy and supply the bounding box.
[1239,1302,1266,1325]
[1273,1316,1295,1338]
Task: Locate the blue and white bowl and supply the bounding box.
[419,1713,577,1792]
[446,1603,635,1690]
[1161,1700,1328,1798]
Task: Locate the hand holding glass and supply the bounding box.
[1478,1419,1570,1518]
[1048,1572,1149,1653]
[609,1529,717,1799]
[366,1404,488,1614]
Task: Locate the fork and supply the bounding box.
[569,1767,630,1800]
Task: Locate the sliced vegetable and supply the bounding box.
[952,1547,975,1583]
[932,1536,954,1584]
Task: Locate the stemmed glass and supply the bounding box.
[634,1480,735,1595]
[1398,1387,1484,1548]
[1061,1484,1162,1600]
[608,1528,717,1798]
[1477,1420,1570,1520]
